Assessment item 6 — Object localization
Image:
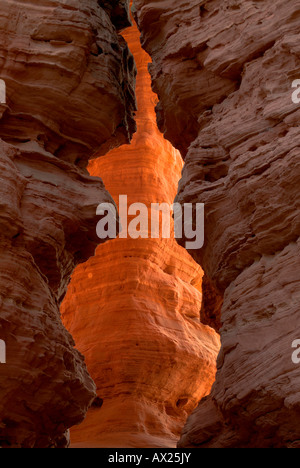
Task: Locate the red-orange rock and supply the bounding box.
[0,0,136,448]
[134,0,300,448]
[61,20,220,448]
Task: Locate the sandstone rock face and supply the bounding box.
[0,0,136,448]
[134,0,300,448]
[61,20,220,448]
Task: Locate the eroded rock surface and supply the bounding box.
[0,0,136,448]
[134,0,300,448]
[61,20,220,448]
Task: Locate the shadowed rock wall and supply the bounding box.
[0,0,136,448]
[134,0,300,448]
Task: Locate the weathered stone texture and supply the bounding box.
[61,20,220,448]
[134,0,300,448]
[0,0,136,448]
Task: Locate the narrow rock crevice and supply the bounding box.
[61,16,220,449]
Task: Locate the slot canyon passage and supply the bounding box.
[0,0,300,450]
[61,18,220,448]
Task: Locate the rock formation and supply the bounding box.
[61,20,220,448]
[134,0,300,448]
[0,0,136,448]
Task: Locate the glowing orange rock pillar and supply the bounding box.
[61,20,220,448]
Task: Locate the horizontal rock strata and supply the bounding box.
[61,19,220,448]
[134,0,300,448]
[0,0,136,448]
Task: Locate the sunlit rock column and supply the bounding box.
[61,19,220,449]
